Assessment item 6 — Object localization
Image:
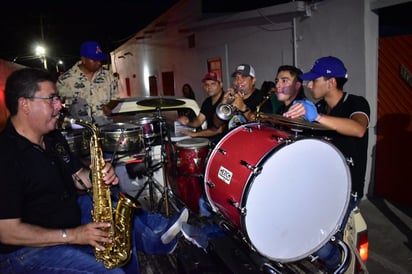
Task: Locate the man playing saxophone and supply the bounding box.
[0,68,188,273]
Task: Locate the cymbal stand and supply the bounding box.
[132,108,178,215]
[154,107,178,217]
[133,141,164,212]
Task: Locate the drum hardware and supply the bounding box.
[261,262,281,274]
[205,181,215,188]
[133,107,176,216]
[227,198,240,209]
[272,134,296,145]
[309,237,351,274]
[239,160,262,174]
[244,125,253,132]
[136,98,185,108]
[333,238,351,274]
[346,157,354,167]
[217,148,227,155]
[133,144,166,212]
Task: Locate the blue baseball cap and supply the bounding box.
[80,41,109,61]
[299,56,348,80]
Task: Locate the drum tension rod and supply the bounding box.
[228,198,247,216]
[206,181,215,188]
[244,126,253,132]
[227,197,241,211]
[240,160,262,175]
[217,148,227,155]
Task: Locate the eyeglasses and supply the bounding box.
[25,94,62,104]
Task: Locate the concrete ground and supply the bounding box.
[359,196,412,273]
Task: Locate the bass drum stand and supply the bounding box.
[132,107,178,216]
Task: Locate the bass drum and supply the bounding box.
[204,123,350,263]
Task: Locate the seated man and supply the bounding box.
[0,68,188,274]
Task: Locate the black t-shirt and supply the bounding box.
[200,91,224,129]
[245,88,273,113]
[316,93,370,198]
[276,90,306,115]
[0,120,83,254]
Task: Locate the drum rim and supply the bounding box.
[204,124,351,263]
[100,122,143,132]
[176,137,210,148]
[243,138,351,262]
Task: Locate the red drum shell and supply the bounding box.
[171,138,210,213]
[204,123,350,263]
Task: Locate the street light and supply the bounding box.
[35,45,48,70]
[56,60,64,73]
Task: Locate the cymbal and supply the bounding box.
[259,113,333,131]
[137,98,185,107]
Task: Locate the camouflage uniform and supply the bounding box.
[57,61,119,125]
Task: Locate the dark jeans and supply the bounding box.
[0,194,177,274]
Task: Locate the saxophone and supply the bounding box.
[254,91,272,122]
[67,118,139,269]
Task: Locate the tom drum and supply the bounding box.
[61,128,90,156]
[135,116,166,144]
[171,138,210,213]
[100,122,143,153]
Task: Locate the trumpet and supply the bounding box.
[215,85,244,120]
[216,102,235,120]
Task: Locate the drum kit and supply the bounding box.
[61,99,352,270]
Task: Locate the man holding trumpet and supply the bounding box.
[217,64,272,128]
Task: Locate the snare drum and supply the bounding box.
[61,128,90,156]
[135,117,166,143]
[100,123,143,153]
[204,123,350,263]
[171,138,210,213]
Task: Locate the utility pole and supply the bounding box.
[39,15,47,70]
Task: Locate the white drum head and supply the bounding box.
[176,137,209,148]
[244,138,350,262]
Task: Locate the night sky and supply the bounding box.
[0,0,180,70]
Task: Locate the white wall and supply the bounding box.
[296,0,379,197]
[112,0,383,196]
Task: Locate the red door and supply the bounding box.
[374,34,412,206]
[162,71,175,96]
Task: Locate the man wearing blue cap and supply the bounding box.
[284,56,370,270]
[57,41,119,126]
